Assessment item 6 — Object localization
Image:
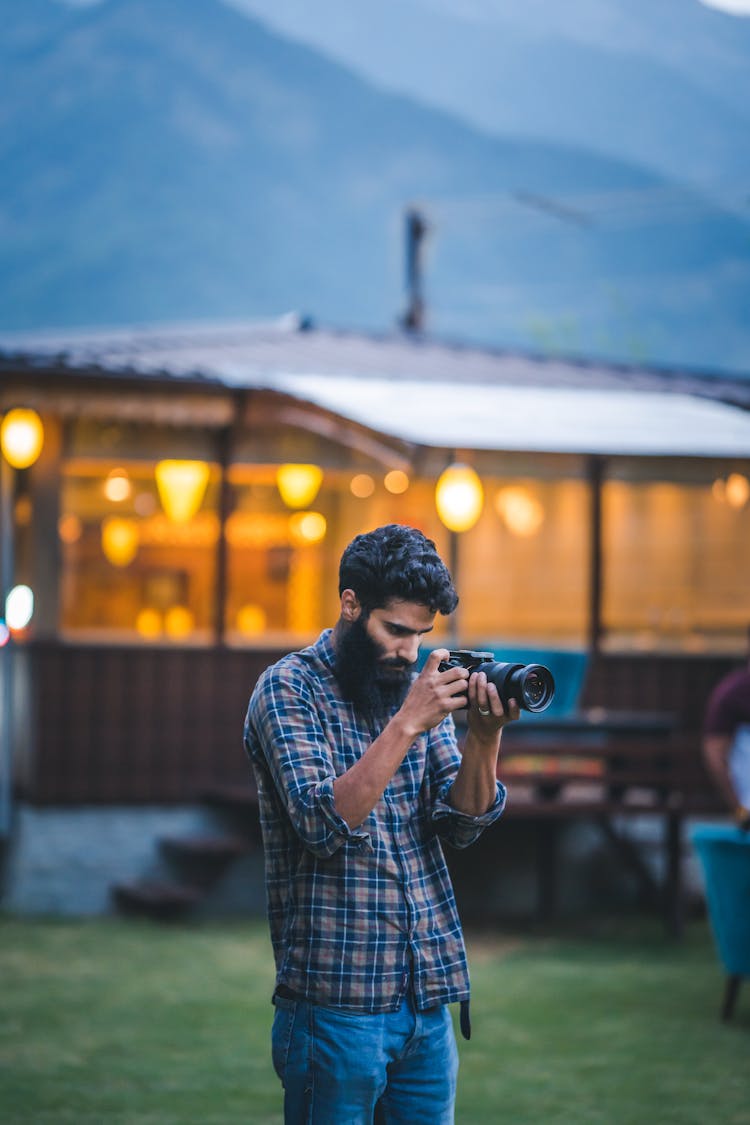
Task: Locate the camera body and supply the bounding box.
[438,649,555,713]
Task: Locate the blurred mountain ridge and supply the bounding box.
[224,0,750,200]
[1,0,749,375]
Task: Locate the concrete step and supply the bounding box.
[111,878,203,920]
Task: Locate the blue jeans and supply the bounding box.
[271,992,459,1124]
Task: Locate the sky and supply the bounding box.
[221,0,750,21]
[59,0,750,14]
[699,0,750,10]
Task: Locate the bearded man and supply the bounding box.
[243,524,518,1124]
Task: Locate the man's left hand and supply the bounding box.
[466,670,520,736]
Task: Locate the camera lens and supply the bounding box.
[516,665,554,712]
[523,671,545,706]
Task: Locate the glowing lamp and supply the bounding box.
[155,460,210,522]
[350,473,375,498]
[5,584,34,631]
[0,408,44,469]
[495,486,545,537]
[101,516,139,567]
[384,470,409,495]
[104,468,132,503]
[164,605,195,638]
[236,603,267,637]
[289,511,327,544]
[136,608,162,639]
[435,464,484,532]
[726,472,749,510]
[276,463,323,509]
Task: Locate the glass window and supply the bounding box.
[445,457,590,649]
[60,420,220,643]
[224,462,450,646]
[602,458,750,653]
[224,447,590,650]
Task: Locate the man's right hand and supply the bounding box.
[398,649,470,737]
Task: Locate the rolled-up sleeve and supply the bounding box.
[427,717,507,848]
[245,664,371,858]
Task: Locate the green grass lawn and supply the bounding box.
[0,915,747,1124]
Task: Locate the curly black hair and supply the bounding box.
[338,524,458,616]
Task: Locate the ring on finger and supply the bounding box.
[478,707,491,716]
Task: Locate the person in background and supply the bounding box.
[244,523,519,1124]
[702,632,750,831]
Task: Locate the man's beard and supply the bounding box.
[334,616,415,725]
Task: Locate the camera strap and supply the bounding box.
[459,998,471,1040]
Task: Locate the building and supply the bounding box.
[1,317,749,914]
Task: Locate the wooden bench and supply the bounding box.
[488,709,725,936]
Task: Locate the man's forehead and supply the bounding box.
[374,599,435,628]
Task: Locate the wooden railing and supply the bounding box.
[21,641,740,808]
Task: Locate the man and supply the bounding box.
[244,523,518,1123]
[702,637,750,831]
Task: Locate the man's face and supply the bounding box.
[362,599,436,680]
[335,596,436,718]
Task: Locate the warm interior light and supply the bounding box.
[104,467,132,503]
[58,514,83,544]
[155,460,210,522]
[384,470,410,494]
[5,584,34,630]
[435,464,484,532]
[276,463,323,509]
[350,473,375,498]
[711,478,726,503]
[164,605,195,638]
[0,408,44,469]
[134,491,157,516]
[725,472,749,510]
[136,607,162,639]
[236,603,267,637]
[289,511,327,544]
[101,516,139,566]
[14,496,32,527]
[495,486,545,537]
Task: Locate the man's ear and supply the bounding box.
[340,589,362,622]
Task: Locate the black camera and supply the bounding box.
[438,650,555,713]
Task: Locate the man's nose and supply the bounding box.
[398,635,420,664]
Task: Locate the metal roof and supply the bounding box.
[2,317,750,458]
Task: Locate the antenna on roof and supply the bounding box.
[400,207,429,334]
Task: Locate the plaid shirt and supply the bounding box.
[243,629,506,1014]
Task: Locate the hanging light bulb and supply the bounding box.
[136,607,162,639]
[103,467,132,503]
[435,464,484,532]
[0,408,44,469]
[276,463,323,509]
[155,460,210,522]
[164,605,195,638]
[350,473,375,498]
[236,603,267,637]
[5,584,34,631]
[289,511,327,544]
[495,486,545,537]
[101,516,139,567]
[725,472,749,510]
[384,470,410,495]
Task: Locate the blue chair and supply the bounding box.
[690,824,750,1021]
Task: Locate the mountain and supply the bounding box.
[1,0,750,373]
[224,0,750,201]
